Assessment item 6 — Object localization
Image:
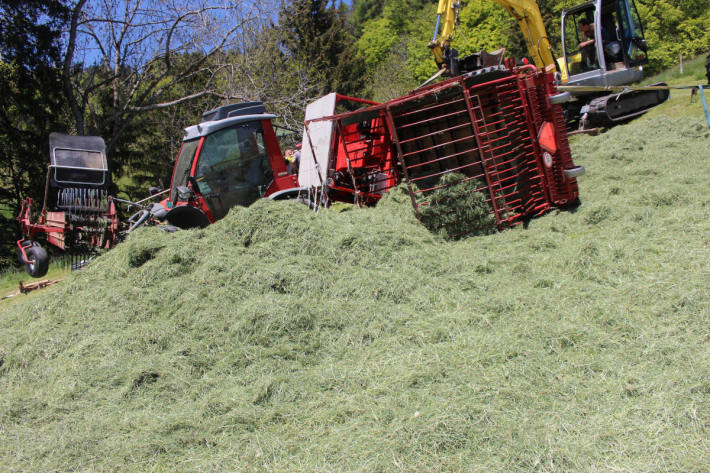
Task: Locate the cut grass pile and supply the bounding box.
[1,112,710,472]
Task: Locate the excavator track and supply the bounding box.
[583,82,670,127]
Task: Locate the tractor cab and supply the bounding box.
[153,102,300,229]
[560,0,648,86]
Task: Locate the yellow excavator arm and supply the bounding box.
[489,0,555,71]
[429,0,461,70]
[430,0,557,73]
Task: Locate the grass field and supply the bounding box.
[1,63,709,472]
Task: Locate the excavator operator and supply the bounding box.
[578,18,613,70]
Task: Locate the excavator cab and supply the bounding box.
[559,0,667,126]
[560,0,647,86]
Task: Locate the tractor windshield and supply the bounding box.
[169,139,200,203]
[193,122,273,220]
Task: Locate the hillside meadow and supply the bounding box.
[1,65,709,471]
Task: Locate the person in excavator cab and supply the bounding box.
[578,18,613,70]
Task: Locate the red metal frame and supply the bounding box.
[17,194,119,263]
[305,65,581,237]
[303,97,399,205]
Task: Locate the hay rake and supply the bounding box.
[17,133,118,277]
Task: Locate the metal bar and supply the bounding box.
[406,160,485,183]
[392,96,467,122]
[558,84,698,93]
[405,147,480,171]
[335,120,363,206]
[49,163,109,171]
[335,94,381,106]
[133,188,170,205]
[397,121,473,145]
[384,105,420,219]
[462,89,502,226]
[395,108,469,130]
[41,166,51,217]
[304,103,386,125]
[401,134,476,158]
[415,173,489,195]
[699,85,710,130]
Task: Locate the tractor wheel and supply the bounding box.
[22,244,50,278]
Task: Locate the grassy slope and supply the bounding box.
[0,266,69,308]
[1,66,710,472]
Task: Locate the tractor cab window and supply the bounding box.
[169,139,200,203]
[194,122,273,220]
[598,1,624,69]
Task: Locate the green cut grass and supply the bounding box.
[415,173,498,240]
[1,97,710,472]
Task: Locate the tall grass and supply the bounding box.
[1,107,709,471]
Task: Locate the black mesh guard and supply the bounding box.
[49,132,110,189]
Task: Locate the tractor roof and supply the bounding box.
[183,113,276,141]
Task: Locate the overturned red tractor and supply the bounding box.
[299,63,584,236]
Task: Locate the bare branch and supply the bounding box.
[127,90,245,112]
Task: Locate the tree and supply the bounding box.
[0,0,69,268]
[278,0,366,98]
[635,0,710,73]
[61,0,262,159]
[211,25,321,132]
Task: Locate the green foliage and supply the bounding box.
[358,17,400,69]
[636,0,710,74]
[352,0,385,34]
[112,55,216,200]
[367,39,421,102]
[0,0,69,270]
[416,173,498,240]
[279,0,366,96]
[454,0,524,60]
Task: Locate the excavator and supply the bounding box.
[429,0,669,128]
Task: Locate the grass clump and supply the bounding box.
[416,173,497,240]
[1,106,710,471]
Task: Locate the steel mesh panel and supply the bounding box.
[466,76,549,222]
[387,72,550,237]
